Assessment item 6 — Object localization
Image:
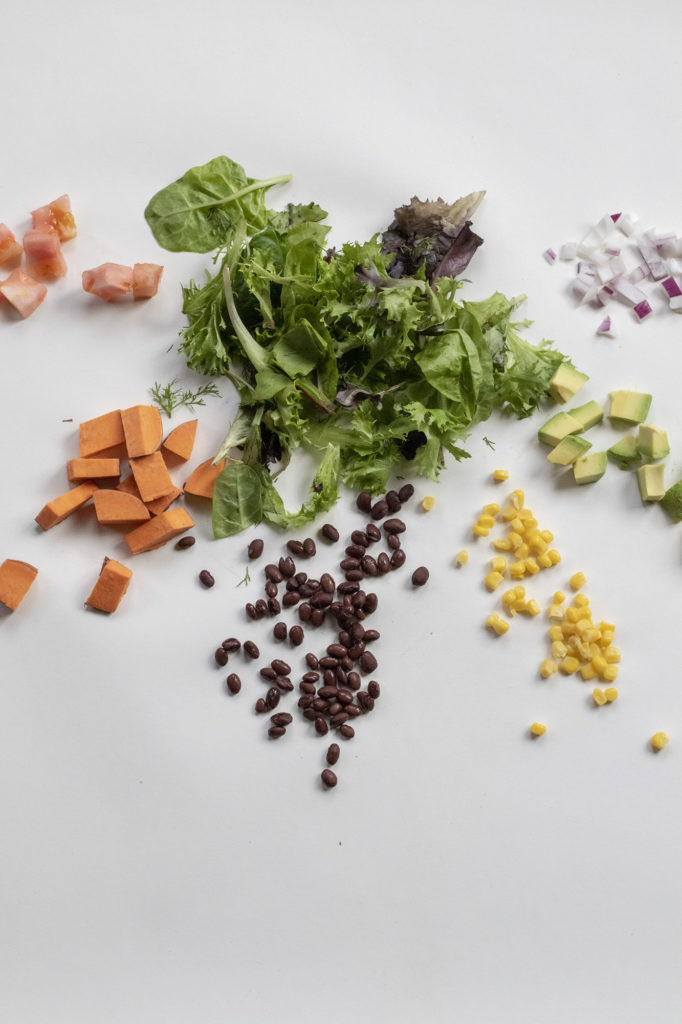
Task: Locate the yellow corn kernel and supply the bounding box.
[482,502,500,516]
[602,664,619,682]
[529,721,546,736]
[485,571,505,591]
[493,537,512,551]
[526,599,541,617]
[573,639,592,661]
[508,531,523,549]
[566,606,581,623]
[587,642,602,659]
[510,516,524,533]
[551,640,568,660]
[485,614,509,635]
[592,655,607,674]
[422,495,436,511]
[559,655,580,675]
[509,561,526,578]
[553,591,566,604]
[582,628,601,644]
[593,688,607,706]
[548,625,564,642]
[529,535,548,555]
[547,603,564,621]
[599,621,616,634]
[517,507,534,520]
[547,549,561,565]
[600,630,615,646]
[516,543,531,559]
[573,594,590,608]
[604,687,619,703]
[561,621,577,637]
[477,514,496,529]
[473,524,490,537]
[455,549,469,567]
[511,489,525,509]
[540,659,558,678]
[580,663,597,681]
[538,552,553,568]
[604,646,621,664]
[493,469,509,482]
[540,529,554,543]
[524,557,540,575]
[569,571,586,590]
[501,588,517,607]
[513,597,528,613]
[501,505,517,521]
[651,732,669,751]
[521,516,538,529]
[513,585,526,598]
[490,556,507,573]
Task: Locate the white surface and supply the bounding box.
[2,2,682,1022]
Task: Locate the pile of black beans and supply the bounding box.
[209,484,429,790]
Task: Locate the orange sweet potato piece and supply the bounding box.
[124,508,194,554]
[67,457,120,483]
[117,474,181,515]
[79,409,125,458]
[85,557,132,613]
[35,481,98,530]
[161,419,197,465]
[129,451,175,503]
[121,405,163,458]
[0,559,38,610]
[92,489,150,525]
[183,458,226,498]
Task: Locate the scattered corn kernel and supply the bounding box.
[516,543,530,559]
[501,505,517,521]
[513,585,526,599]
[547,604,564,621]
[493,537,512,551]
[422,495,436,511]
[553,591,565,604]
[508,531,523,549]
[493,469,509,481]
[561,621,577,637]
[569,571,586,590]
[547,549,561,565]
[510,489,525,509]
[599,621,616,634]
[600,629,615,646]
[510,516,524,533]
[455,549,469,567]
[593,688,607,706]
[540,659,558,678]
[473,524,490,537]
[482,503,500,516]
[651,732,669,751]
[566,606,581,623]
[591,655,607,674]
[551,640,568,660]
[548,625,563,642]
[529,535,548,555]
[580,663,597,681]
[604,646,621,664]
[524,557,540,575]
[526,599,541,617]
[604,688,619,703]
[490,556,507,573]
[485,571,505,591]
[485,613,510,636]
[583,628,601,643]
[538,552,553,568]
[477,514,496,529]
[540,529,554,543]
[529,721,546,736]
[602,664,618,682]
[559,655,580,675]
[509,561,526,578]
[573,594,590,608]
[517,507,535,521]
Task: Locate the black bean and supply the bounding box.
[273,621,288,641]
[248,538,264,559]
[282,591,300,607]
[338,581,359,595]
[327,701,343,716]
[300,681,317,695]
[364,629,380,642]
[350,622,365,641]
[226,673,241,695]
[345,544,366,559]
[351,529,369,547]
[175,535,195,549]
[268,597,281,615]
[243,640,259,660]
[385,490,402,512]
[359,651,378,673]
[338,630,352,648]
[245,602,258,620]
[312,698,328,712]
[335,667,348,686]
[356,492,372,513]
[320,573,335,593]
[339,724,355,739]
[299,582,314,598]
[340,656,354,671]
[255,698,267,713]
[368,680,380,699]
[365,522,381,543]
[305,653,319,669]
[357,691,374,711]
[387,534,401,550]
[340,557,360,571]
[271,712,293,726]
[215,647,229,666]
[321,768,338,788]
[302,671,320,684]
[279,555,296,577]
[347,643,365,660]
[298,694,314,708]
[412,566,430,586]
[347,671,361,690]
[265,580,278,598]
[398,483,414,502]
[265,687,280,710]
[270,658,291,676]
[337,688,354,704]
[289,625,304,646]
[222,637,241,653]
[319,656,339,670]
[384,518,406,534]
[260,667,277,681]
[361,554,378,575]
[390,548,406,569]
[303,538,317,557]
[295,571,308,585]
[377,552,391,574]
[326,743,340,766]
[314,717,329,736]
[275,676,294,692]
[286,577,300,592]
[327,643,346,659]
[370,499,389,520]
[268,726,286,739]
[298,602,312,622]
[345,569,364,582]
[302,708,317,721]
[321,523,339,542]
[318,685,339,700]
[352,591,366,609]
[364,593,378,614]
[345,704,361,718]
[331,712,349,728]
[199,570,215,588]
[286,540,305,556]
[264,564,283,583]
[255,599,269,617]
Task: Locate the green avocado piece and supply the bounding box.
[549,364,589,404]
[636,463,666,502]
[607,434,641,468]
[637,424,670,461]
[573,451,607,485]
[660,480,682,521]
[538,411,582,446]
[568,400,604,431]
[609,390,653,425]
[547,435,592,466]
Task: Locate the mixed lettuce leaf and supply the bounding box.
[145,156,573,536]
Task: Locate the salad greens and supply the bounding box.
[145,155,575,537]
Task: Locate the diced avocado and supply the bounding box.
[636,463,666,502]
[637,424,670,461]
[609,389,653,425]
[549,364,589,404]
[547,435,592,466]
[567,399,604,431]
[573,451,607,485]
[607,433,641,468]
[538,411,582,446]
[660,480,682,521]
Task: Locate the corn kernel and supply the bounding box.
[569,571,586,590]
[599,621,616,634]
[529,535,548,555]
[455,549,469,567]
[511,489,525,509]
[501,588,517,607]
[508,531,523,549]
[501,505,517,521]
[540,529,554,543]
[514,585,526,598]
[521,516,538,529]
[490,556,507,573]
[588,642,602,659]
[473,524,490,537]
[604,646,621,664]
[580,663,597,681]
[566,607,581,623]
[547,604,564,621]
[583,628,601,643]
[513,597,528,612]
[516,543,531,559]
[553,591,566,604]
[551,640,568,660]
[573,594,590,608]
[524,557,540,575]
[548,625,564,642]
[526,599,541,616]
[509,561,526,578]
[602,664,618,682]
[592,655,607,673]
[547,549,561,565]
[540,659,558,678]
[493,469,509,482]
[477,514,496,529]
[600,630,615,646]
[422,495,436,511]
[485,615,509,635]
[485,571,505,591]
[574,639,592,661]
[517,507,534,521]
[529,721,546,736]
[482,502,500,516]
[593,688,607,706]
[510,516,524,533]
[604,687,619,703]
[651,732,669,751]
[559,656,580,675]
[538,552,553,568]
[561,621,577,637]
[493,537,512,551]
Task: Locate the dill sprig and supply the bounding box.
[150,378,220,417]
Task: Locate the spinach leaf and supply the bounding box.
[212,461,264,538]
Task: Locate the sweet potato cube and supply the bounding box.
[161,419,197,465]
[35,481,98,530]
[117,474,181,514]
[124,508,194,554]
[79,409,125,458]
[85,558,132,613]
[92,490,150,525]
[121,405,163,458]
[66,458,119,483]
[0,559,38,610]
[183,457,225,498]
[129,451,175,503]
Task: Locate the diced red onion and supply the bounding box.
[638,239,668,280]
[543,248,557,264]
[633,299,653,320]
[610,213,622,223]
[612,275,647,306]
[659,236,682,258]
[596,315,613,335]
[577,261,596,277]
[597,286,614,305]
[596,255,626,283]
[661,275,682,298]
[559,242,577,260]
[670,295,682,312]
[628,264,648,284]
[616,212,639,236]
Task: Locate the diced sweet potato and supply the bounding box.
[79,409,125,458]
[35,481,98,530]
[161,419,197,465]
[0,559,38,610]
[146,486,181,515]
[124,508,194,554]
[85,557,132,613]
[66,458,119,483]
[92,490,150,525]
[183,457,225,498]
[121,405,163,458]
[129,451,175,503]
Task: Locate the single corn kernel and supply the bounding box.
[561,621,577,637]
[602,664,619,682]
[553,591,565,604]
[511,489,525,509]
[540,529,554,543]
[548,625,564,642]
[599,621,616,634]
[529,535,548,555]
[492,617,510,636]
[588,642,602,659]
[547,549,561,565]
[651,732,669,751]
[455,549,469,567]
[547,604,565,621]
[538,552,553,569]
[473,524,490,537]
[573,594,590,608]
[513,597,528,613]
[573,639,592,661]
[509,561,526,578]
[526,599,541,617]
[493,469,509,482]
[513,585,526,598]
[604,687,619,703]
[600,630,615,646]
[518,507,535,521]
[559,656,580,675]
[516,543,531,559]
[540,659,558,678]
[592,655,607,674]
[485,571,505,591]
[524,557,540,575]
[583,628,601,644]
[493,537,513,552]
[566,607,581,623]
[482,502,500,516]
[593,688,607,706]
[477,514,496,529]
[604,646,621,664]
[580,663,597,681]
[490,556,507,573]
[529,721,546,736]
[422,495,436,511]
[501,588,517,607]
[510,516,524,533]
[501,505,517,521]
[569,571,586,590]
[551,640,568,660]
[508,531,523,549]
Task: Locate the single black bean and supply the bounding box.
[361,554,378,575]
[352,591,366,608]
[338,630,352,648]
[243,640,259,659]
[275,676,294,692]
[326,743,340,766]
[376,553,391,574]
[226,674,241,695]
[300,681,317,695]
[370,499,389,520]
[268,597,281,616]
[387,534,401,550]
[273,621,288,641]
[357,691,374,711]
[282,591,300,607]
[327,702,343,716]
[175,535,195,549]
[320,573,335,593]
[298,602,312,622]
[245,602,258,620]
[340,557,360,572]
[295,571,308,585]
[265,687,280,710]
[331,712,349,728]
[340,656,354,671]
[364,629,380,642]
[305,653,319,669]
[265,580,278,598]
[268,726,286,739]
[385,490,402,512]
[298,583,314,598]
[356,491,372,513]
[347,643,365,661]
[351,529,369,547]
[321,769,338,788]
[412,566,430,586]
[255,599,269,617]
[222,637,241,653]
[337,688,354,704]
[390,548,406,569]
[248,538,264,559]
[270,658,291,676]
[321,523,339,542]
[279,556,296,578]
[314,717,329,736]
[364,593,378,614]
[289,625,305,646]
[260,667,277,681]
[303,708,317,721]
[345,544,366,559]
[302,538,316,557]
[350,622,365,641]
[347,671,361,690]
[271,712,293,726]
[302,671,320,684]
[199,570,215,588]
[338,581,359,595]
[255,698,267,713]
[335,667,348,686]
[339,724,355,739]
[318,685,339,700]
[215,647,229,667]
[398,483,414,502]
[312,698,328,712]
[345,704,361,718]
[327,643,347,659]
[298,694,315,708]
[384,518,406,534]
[264,564,283,583]
[368,680,380,699]
[359,651,378,673]
[365,522,381,543]
[286,577,300,591]
[286,540,305,556]
[319,656,339,670]
[345,569,364,583]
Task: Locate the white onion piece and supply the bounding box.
[612,275,647,306]
[559,242,577,260]
[669,295,682,312]
[616,212,639,236]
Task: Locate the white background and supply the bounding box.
[2,2,682,1022]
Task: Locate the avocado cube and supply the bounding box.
[637,424,670,461]
[636,463,666,502]
[660,480,682,521]
[538,411,583,446]
[573,451,607,485]
[549,364,589,404]
[609,390,653,425]
[547,435,592,466]
[607,434,641,469]
[568,400,604,431]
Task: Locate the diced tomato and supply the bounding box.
[0,224,23,265]
[0,268,47,318]
[23,229,67,278]
[132,263,163,299]
[31,194,77,241]
[82,263,133,301]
